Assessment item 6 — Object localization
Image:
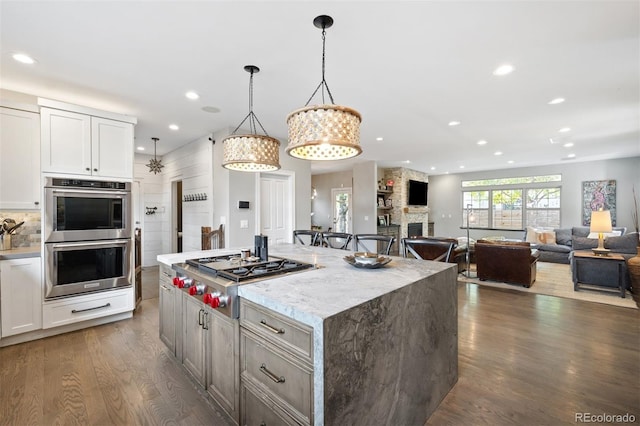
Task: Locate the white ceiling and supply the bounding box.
[1,1,638,175]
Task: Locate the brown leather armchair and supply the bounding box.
[475,240,540,287]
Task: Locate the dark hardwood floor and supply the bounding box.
[1,282,638,425]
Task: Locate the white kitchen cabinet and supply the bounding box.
[0,107,41,209]
[0,257,42,337]
[40,107,134,179]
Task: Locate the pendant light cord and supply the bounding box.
[305,25,336,106]
[232,67,269,136]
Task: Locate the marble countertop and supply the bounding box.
[0,246,41,260]
[158,243,455,328]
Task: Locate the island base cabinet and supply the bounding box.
[182,292,206,387]
[159,264,178,355]
[240,326,313,425]
[206,309,240,425]
[240,380,300,426]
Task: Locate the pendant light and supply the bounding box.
[146,137,164,174]
[286,15,362,161]
[222,65,281,172]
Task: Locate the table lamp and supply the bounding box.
[590,209,612,256]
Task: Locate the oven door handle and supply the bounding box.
[52,240,130,249]
[51,188,129,197]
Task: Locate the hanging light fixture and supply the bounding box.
[222,65,280,172]
[146,137,164,174]
[286,15,362,161]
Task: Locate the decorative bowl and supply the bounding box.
[353,252,380,264]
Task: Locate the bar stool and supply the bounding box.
[293,230,320,246]
[320,232,353,250]
[353,234,395,256]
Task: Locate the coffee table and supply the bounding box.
[572,250,626,298]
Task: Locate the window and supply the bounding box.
[462,175,561,230]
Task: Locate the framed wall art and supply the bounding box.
[581,180,616,226]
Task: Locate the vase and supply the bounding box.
[627,245,640,307]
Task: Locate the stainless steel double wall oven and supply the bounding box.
[44,177,133,299]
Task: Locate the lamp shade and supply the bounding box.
[286,104,362,160]
[222,135,281,172]
[590,210,612,233]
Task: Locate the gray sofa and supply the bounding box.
[527,226,627,264]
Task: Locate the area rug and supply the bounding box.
[458,262,637,309]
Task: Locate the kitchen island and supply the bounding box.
[158,243,458,425]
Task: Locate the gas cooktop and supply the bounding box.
[185,254,314,283]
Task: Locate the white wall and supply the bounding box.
[428,157,640,240]
[352,161,378,235]
[311,170,353,231]
[134,153,165,267]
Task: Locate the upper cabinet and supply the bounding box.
[39,99,136,180]
[0,106,41,209]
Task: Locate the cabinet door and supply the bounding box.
[0,108,41,209]
[159,281,176,354]
[182,293,206,386]
[0,257,42,337]
[91,117,133,179]
[41,108,92,175]
[206,309,239,422]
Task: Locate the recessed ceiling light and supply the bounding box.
[459,165,465,169]
[430,166,436,171]
[448,121,461,126]
[567,153,576,158]
[137,146,145,151]
[202,106,221,113]
[169,124,179,131]
[493,64,514,76]
[559,127,571,133]
[185,91,199,100]
[507,160,514,164]
[403,160,411,164]
[563,142,574,148]
[494,151,503,156]
[548,97,565,105]
[477,140,487,145]
[12,53,36,64]
[376,137,384,141]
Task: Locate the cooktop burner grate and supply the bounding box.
[185,254,314,283]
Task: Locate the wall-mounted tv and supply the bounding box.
[408,179,428,206]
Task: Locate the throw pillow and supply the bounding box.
[572,236,598,250]
[535,230,556,244]
[525,226,540,243]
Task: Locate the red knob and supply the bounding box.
[210,296,220,308]
[178,279,185,288]
[203,293,212,304]
[189,286,197,296]
[173,277,181,286]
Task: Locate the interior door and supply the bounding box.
[259,173,292,244]
[331,187,352,233]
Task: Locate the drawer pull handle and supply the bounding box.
[259,320,285,334]
[72,303,111,314]
[260,364,285,383]
[163,272,172,277]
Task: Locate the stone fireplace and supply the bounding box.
[408,222,423,238]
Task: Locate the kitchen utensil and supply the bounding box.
[2,218,16,234]
[8,221,24,235]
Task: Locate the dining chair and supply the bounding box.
[353,234,395,256]
[320,232,353,250]
[401,237,456,262]
[293,230,320,246]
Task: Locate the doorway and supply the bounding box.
[331,187,352,233]
[172,180,183,253]
[258,172,294,244]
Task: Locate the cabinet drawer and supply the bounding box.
[43,288,133,329]
[241,331,312,423]
[160,264,175,284]
[240,300,312,362]
[241,381,300,426]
